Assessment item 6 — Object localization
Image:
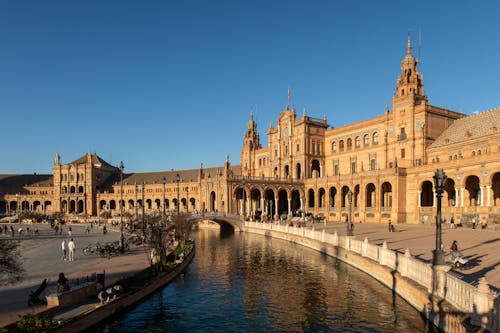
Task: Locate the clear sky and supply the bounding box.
[1,1,498,174]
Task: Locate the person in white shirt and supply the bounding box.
[68,238,76,261]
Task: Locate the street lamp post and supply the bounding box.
[176,174,180,215]
[347,189,353,236]
[162,177,166,222]
[119,161,125,252]
[141,181,145,233]
[433,169,447,266]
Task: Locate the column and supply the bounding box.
[274,198,278,218]
[460,187,464,207]
[287,198,291,216]
[433,190,436,207]
[417,190,421,207]
[300,197,304,211]
[486,185,491,206]
[454,189,459,207]
[480,186,485,206]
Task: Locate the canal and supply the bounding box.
[92,229,435,332]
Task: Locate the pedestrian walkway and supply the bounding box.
[308,221,500,292]
[0,223,150,328]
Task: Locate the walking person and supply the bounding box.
[68,238,76,261]
[68,226,72,237]
[61,239,67,261]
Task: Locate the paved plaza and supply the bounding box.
[0,223,150,327]
[0,220,498,328]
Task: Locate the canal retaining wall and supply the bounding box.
[244,222,499,333]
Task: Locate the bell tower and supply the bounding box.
[241,113,261,176]
[394,35,426,103]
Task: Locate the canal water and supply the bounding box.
[92,229,435,333]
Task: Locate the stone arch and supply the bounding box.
[62,186,67,194]
[465,175,480,207]
[61,200,68,212]
[420,180,433,207]
[492,172,500,206]
[346,138,352,150]
[284,165,290,179]
[264,189,276,217]
[365,183,375,208]
[444,178,456,207]
[311,159,320,178]
[308,188,315,208]
[33,201,41,212]
[99,200,106,210]
[189,198,195,211]
[318,188,325,208]
[128,199,134,209]
[278,189,288,215]
[146,199,152,210]
[78,186,84,193]
[0,200,7,214]
[250,188,262,216]
[381,182,392,208]
[155,198,161,209]
[341,186,350,208]
[329,187,337,207]
[295,163,302,179]
[291,190,301,213]
[165,198,170,209]
[78,200,84,213]
[210,191,216,212]
[70,186,76,194]
[70,200,76,213]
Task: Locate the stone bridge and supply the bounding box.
[201,213,244,232]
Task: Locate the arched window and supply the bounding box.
[355,136,360,148]
[339,140,345,152]
[373,132,379,145]
[347,138,352,150]
[332,142,337,153]
[364,134,369,146]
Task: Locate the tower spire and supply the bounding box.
[407,33,412,54]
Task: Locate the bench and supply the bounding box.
[46,282,98,307]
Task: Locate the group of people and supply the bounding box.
[0,224,39,237]
[61,238,76,261]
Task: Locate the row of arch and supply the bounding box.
[419,173,500,207]
[98,197,197,212]
[61,186,85,194]
[331,132,379,153]
[0,200,53,214]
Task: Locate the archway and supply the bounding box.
[420,181,433,207]
[381,182,392,209]
[70,200,76,213]
[78,200,84,213]
[465,175,480,206]
[278,189,288,215]
[99,200,106,210]
[365,183,376,208]
[308,189,315,208]
[291,190,301,214]
[493,172,500,206]
[318,188,325,208]
[329,187,337,207]
[0,200,7,214]
[33,201,41,212]
[444,178,456,207]
[61,200,68,213]
[78,186,84,193]
[284,165,290,179]
[155,199,161,210]
[250,188,261,217]
[210,191,216,212]
[295,163,301,179]
[110,200,116,210]
[264,189,275,218]
[128,200,135,209]
[341,186,350,208]
[311,160,320,178]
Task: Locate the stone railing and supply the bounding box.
[245,221,499,333]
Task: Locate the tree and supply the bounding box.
[0,240,24,286]
[171,213,197,246]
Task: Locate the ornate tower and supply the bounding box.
[241,113,261,176]
[394,36,426,103]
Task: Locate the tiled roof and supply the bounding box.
[69,153,116,169]
[0,174,53,194]
[429,108,500,148]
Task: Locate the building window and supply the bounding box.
[339,140,345,152]
[373,132,379,145]
[401,149,405,158]
[364,135,369,146]
[296,144,300,153]
[351,162,356,174]
[370,158,376,170]
[355,136,360,148]
[333,160,339,176]
[398,127,407,141]
[347,138,352,151]
[332,142,337,153]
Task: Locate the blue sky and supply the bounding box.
[1,1,498,174]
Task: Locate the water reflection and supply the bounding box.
[93,229,435,333]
